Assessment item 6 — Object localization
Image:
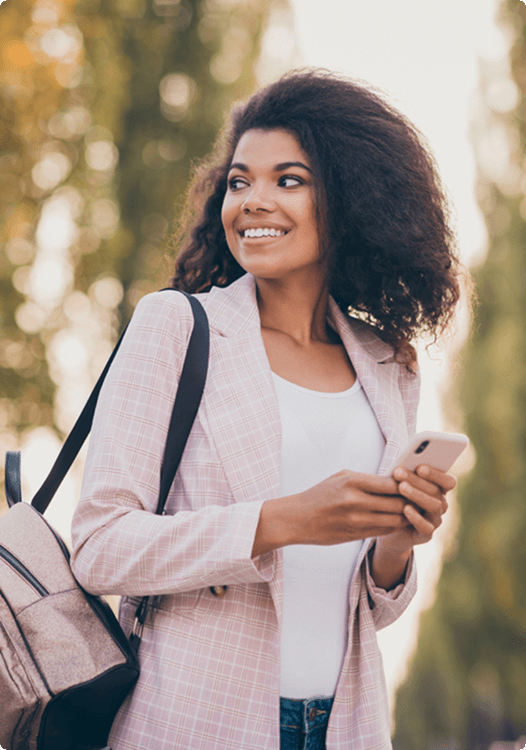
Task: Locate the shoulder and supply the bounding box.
[130,287,231,346]
[112,290,204,377]
[96,288,217,401]
[345,314,404,368]
[346,316,392,354]
[347,316,420,378]
[132,289,197,338]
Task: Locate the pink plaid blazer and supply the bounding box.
[71,273,420,750]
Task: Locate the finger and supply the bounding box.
[362,518,413,537]
[405,500,444,530]
[397,481,444,516]
[347,490,407,515]
[368,525,411,538]
[403,504,436,536]
[393,467,443,498]
[345,511,410,531]
[343,472,400,496]
[415,465,457,493]
[394,467,452,514]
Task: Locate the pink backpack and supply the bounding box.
[0,290,208,749]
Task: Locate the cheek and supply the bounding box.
[221,199,240,245]
[220,202,239,257]
[293,195,317,234]
[303,206,320,247]
[220,202,230,234]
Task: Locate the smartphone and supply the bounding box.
[388,430,469,476]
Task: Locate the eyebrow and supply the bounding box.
[228,161,312,173]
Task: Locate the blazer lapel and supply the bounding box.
[200,274,282,506]
[328,299,409,476]
[198,276,285,623]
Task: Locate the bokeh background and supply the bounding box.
[1,0,526,747]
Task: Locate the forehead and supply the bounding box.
[231,128,310,167]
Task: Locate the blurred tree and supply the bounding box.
[1,0,282,510]
[76,0,275,312]
[0,0,74,437]
[392,2,526,749]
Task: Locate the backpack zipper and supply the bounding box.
[0,545,49,596]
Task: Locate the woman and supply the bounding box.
[71,70,461,750]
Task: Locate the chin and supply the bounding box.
[231,255,283,279]
[241,259,294,278]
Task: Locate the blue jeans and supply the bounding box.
[280,696,334,750]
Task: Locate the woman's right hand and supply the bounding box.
[251,471,410,557]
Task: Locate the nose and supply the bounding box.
[241,182,274,213]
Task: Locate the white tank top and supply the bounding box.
[272,372,385,699]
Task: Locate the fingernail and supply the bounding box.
[418,465,429,477]
[394,468,406,480]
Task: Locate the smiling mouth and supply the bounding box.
[239,228,289,238]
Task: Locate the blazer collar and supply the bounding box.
[327,297,395,364]
[204,273,394,363]
[201,274,261,338]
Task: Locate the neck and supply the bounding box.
[255,274,331,345]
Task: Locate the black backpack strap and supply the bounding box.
[30,323,132,514]
[5,451,22,508]
[157,293,209,514]
[5,289,208,516]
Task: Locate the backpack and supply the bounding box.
[0,290,209,750]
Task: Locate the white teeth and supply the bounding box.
[242,228,286,238]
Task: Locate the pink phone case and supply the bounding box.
[388,431,469,475]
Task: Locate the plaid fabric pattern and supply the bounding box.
[71,273,419,749]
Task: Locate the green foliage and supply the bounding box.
[0,0,276,512]
[392,2,526,748]
[91,0,271,309]
[0,0,69,440]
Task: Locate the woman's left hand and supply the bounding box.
[385,463,456,552]
[370,464,456,590]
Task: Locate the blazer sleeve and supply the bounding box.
[363,540,417,631]
[363,360,421,630]
[70,292,274,598]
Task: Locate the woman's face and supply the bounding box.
[221,128,324,284]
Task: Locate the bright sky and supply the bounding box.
[279,0,511,709]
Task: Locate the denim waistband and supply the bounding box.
[280,695,334,732]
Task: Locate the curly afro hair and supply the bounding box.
[170,69,461,369]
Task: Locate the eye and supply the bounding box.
[278,175,304,188]
[228,176,248,191]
